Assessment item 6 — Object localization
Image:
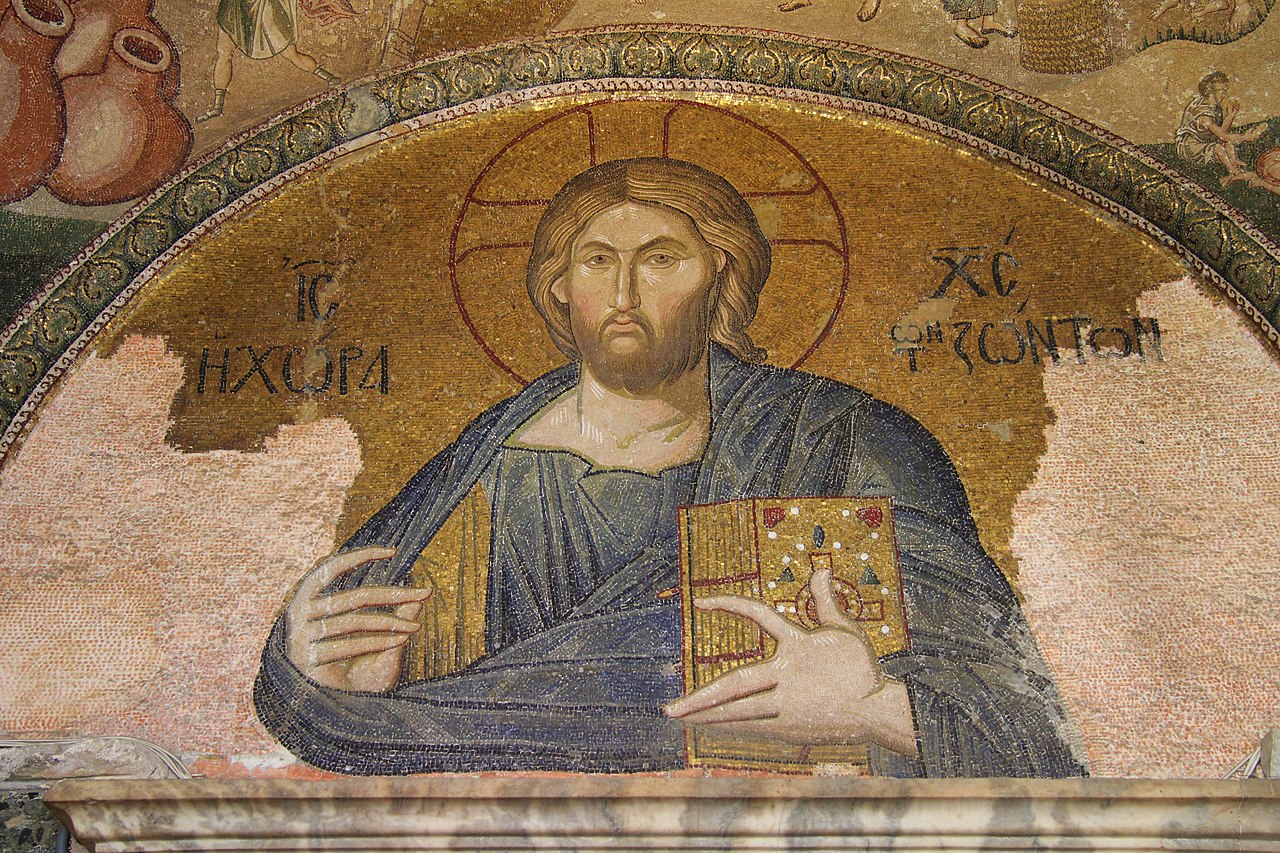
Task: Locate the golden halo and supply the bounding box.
[449,99,850,385]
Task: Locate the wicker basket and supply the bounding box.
[1018,0,1113,73]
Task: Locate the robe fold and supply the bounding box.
[217,0,298,60]
[1176,95,1227,164]
[254,345,1086,777]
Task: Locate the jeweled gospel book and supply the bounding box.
[676,496,910,771]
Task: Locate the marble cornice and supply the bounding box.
[44,777,1280,851]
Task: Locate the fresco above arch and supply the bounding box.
[0,30,1277,781]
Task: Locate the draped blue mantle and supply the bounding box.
[254,346,1086,777]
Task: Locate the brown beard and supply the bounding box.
[573,295,712,396]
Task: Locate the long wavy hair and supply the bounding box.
[526,158,771,364]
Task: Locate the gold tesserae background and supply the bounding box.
[93,93,1188,583]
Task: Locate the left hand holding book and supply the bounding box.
[664,569,918,755]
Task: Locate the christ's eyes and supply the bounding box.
[646,252,676,268]
[584,253,612,268]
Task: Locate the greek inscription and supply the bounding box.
[192,256,390,397]
[894,230,1165,374]
[930,249,988,298]
[230,345,279,394]
[283,346,334,394]
[195,345,389,396]
[1024,318,1060,365]
[893,315,1163,373]
[1057,317,1090,364]
[1131,317,1163,361]
[991,251,1017,298]
[1088,326,1133,359]
[197,348,230,394]
[978,322,1026,366]
[951,321,973,375]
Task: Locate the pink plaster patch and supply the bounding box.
[0,336,362,759]
[1013,279,1280,777]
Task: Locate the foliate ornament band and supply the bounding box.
[1,26,1278,464]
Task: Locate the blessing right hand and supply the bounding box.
[284,546,432,692]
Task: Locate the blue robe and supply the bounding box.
[254,345,1086,777]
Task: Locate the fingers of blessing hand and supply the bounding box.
[297,546,398,601]
[309,632,411,666]
[393,600,425,620]
[694,595,803,642]
[312,612,420,641]
[665,663,776,718]
[307,585,432,619]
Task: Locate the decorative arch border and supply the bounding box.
[2,25,1278,463]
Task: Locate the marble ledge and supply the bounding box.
[43,776,1280,852]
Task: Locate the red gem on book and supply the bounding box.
[763,506,785,528]
[855,506,884,528]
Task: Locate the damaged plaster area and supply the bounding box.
[1013,278,1280,777]
[0,336,362,757]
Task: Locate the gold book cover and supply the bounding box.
[676,496,910,771]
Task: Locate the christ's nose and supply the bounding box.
[611,258,640,312]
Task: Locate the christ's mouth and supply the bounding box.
[600,312,652,337]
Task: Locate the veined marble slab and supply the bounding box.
[43,777,1280,851]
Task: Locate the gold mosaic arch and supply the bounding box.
[1,25,1278,468]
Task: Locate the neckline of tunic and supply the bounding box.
[499,442,701,481]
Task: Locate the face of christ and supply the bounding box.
[551,201,727,396]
